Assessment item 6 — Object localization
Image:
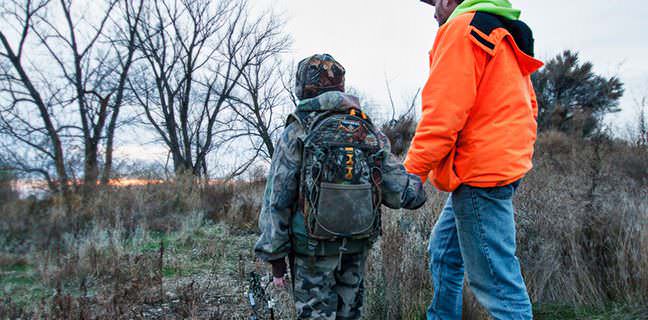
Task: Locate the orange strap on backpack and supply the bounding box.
[348,108,368,120]
[344,147,354,180]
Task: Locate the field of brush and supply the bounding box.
[1,131,647,319]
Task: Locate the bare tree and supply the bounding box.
[101,0,146,185]
[0,0,70,194]
[130,0,289,176]
[0,0,145,194]
[280,61,299,109]
[229,56,291,161]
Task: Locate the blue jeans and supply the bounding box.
[427,181,532,320]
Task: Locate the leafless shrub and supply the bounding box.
[203,180,264,232]
[381,114,418,157]
[380,88,420,157]
[614,144,648,186]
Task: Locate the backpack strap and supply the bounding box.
[286,111,306,128]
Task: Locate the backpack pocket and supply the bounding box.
[312,182,375,239]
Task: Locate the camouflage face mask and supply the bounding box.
[295,54,346,100]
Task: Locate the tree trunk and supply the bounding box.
[101,112,118,185]
[84,143,100,188]
[0,32,70,196]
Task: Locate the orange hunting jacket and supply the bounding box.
[404,11,544,192]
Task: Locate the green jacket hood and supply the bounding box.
[448,0,521,22]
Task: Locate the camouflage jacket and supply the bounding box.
[254,91,427,262]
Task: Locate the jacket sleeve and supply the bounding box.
[254,123,302,262]
[404,22,488,182]
[378,132,427,210]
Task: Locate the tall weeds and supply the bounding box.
[1,133,647,319]
[0,177,261,319]
[363,131,648,319]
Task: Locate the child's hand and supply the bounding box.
[270,258,288,288]
[273,276,287,288]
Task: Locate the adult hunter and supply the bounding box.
[406,0,544,319]
[255,54,427,319]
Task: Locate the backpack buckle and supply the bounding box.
[344,147,354,180]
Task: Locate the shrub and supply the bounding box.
[0,167,17,204]
[202,180,264,232]
[381,113,417,156]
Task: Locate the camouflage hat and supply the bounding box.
[295,54,345,100]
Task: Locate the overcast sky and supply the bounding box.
[115,0,648,163]
[256,0,648,131]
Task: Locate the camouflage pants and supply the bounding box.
[293,252,367,320]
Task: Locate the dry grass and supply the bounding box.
[516,132,648,305]
[362,131,648,319]
[0,177,268,319]
[203,180,265,232]
[1,132,647,319]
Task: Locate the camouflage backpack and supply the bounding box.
[294,103,385,242]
